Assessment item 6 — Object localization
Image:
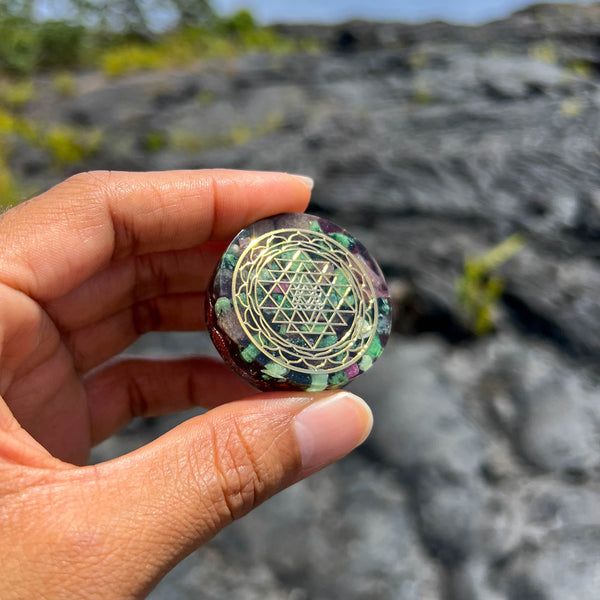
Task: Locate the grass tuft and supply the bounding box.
[456,234,526,336]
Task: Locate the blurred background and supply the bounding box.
[2,1,600,598]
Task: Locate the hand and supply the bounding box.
[0,170,372,599]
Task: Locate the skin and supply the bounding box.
[0,170,372,599]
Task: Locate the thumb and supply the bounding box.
[93,391,372,596]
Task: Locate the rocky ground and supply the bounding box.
[13,3,600,599]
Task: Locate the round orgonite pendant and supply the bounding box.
[206,213,392,391]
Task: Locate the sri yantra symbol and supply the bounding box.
[232,229,378,373]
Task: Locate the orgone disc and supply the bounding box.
[206,213,392,391]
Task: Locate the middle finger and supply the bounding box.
[65,292,207,373]
[45,242,226,332]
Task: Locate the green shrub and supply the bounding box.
[44,125,103,167]
[0,5,317,78]
[409,51,428,70]
[0,162,19,208]
[37,21,87,69]
[567,59,594,79]
[561,98,583,118]
[239,27,297,54]
[143,130,167,153]
[230,124,252,146]
[0,142,23,209]
[52,72,78,97]
[217,10,256,35]
[0,79,35,109]
[529,40,558,64]
[456,234,525,335]
[100,12,317,78]
[0,107,36,141]
[0,16,87,75]
[0,17,39,75]
[413,80,432,105]
[100,43,168,77]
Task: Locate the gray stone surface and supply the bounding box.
[150,454,442,600]
[13,3,600,599]
[23,7,600,360]
[497,527,600,600]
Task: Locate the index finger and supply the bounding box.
[0,170,312,301]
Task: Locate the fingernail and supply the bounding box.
[294,392,373,476]
[291,174,314,190]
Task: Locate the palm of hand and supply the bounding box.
[1,290,91,463]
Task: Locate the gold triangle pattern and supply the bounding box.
[256,252,355,350]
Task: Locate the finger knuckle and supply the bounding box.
[131,297,163,335]
[62,170,112,197]
[206,418,269,522]
[133,253,170,301]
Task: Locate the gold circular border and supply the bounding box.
[232,228,378,374]
[234,230,376,372]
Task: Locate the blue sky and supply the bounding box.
[211,0,591,24]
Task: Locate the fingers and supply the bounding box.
[45,242,226,332]
[84,357,255,445]
[86,392,372,596]
[66,293,207,372]
[0,396,55,466]
[0,170,312,302]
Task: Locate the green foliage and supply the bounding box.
[238,27,299,54]
[0,3,319,77]
[0,16,39,75]
[229,124,252,146]
[561,97,583,118]
[99,15,310,78]
[37,21,87,69]
[0,100,103,205]
[413,80,432,105]
[456,234,525,336]
[143,130,167,153]
[0,156,22,209]
[69,0,214,35]
[0,16,87,75]
[0,1,314,209]
[0,79,35,109]
[44,125,103,167]
[217,9,256,35]
[528,40,558,65]
[100,43,168,77]
[567,59,594,79]
[408,51,428,70]
[52,72,78,97]
[0,116,29,209]
[213,9,299,53]
[0,107,36,141]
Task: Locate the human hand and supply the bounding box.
[0,170,372,599]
